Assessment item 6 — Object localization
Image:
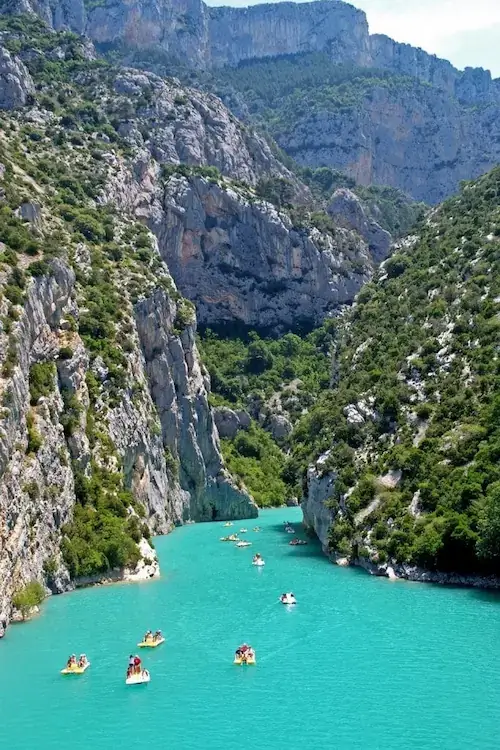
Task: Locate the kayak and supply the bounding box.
[138,637,165,648]
[239,528,248,533]
[61,662,90,675]
[236,541,252,547]
[126,670,150,685]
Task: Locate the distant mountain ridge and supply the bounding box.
[1,0,499,103]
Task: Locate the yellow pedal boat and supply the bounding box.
[61,662,90,675]
[138,637,165,648]
[234,655,256,665]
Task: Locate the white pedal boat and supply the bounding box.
[126,670,151,685]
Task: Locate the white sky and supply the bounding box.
[205,0,500,76]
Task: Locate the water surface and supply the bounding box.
[1,507,499,750]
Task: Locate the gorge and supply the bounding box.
[0,0,499,639]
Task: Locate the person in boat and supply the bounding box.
[78,654,87,668]
[133,655,142,674]
[253,553,261,562]
[144,630,153,642]
[154,630,162,641]
[66,654,76,668]
[128,654,135,673]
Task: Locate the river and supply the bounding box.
[1,507,500,749]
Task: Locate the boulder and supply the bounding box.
[268,414,293,440]
[214,407,241,439]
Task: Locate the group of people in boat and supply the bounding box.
[280,592,297,604]
[127,654,145,677]
[234,643,256,663]
[284,521,295,534]
[289,538,307,546]
[65,653,89,670]
[142,629,163,643]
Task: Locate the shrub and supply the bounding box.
[29,362,56,405]
[12,580,45,619]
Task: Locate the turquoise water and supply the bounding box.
[1,507,500,749]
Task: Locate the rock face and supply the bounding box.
[327,189,391,263]
[301,452,336,551]
[208,1,370,68]
[280,81,500,205]
[134,289,256,521]
[5,0,499,106]
[152,173,374,330]
[0,261,76,625]
[0,45,34,109]
[0,255,256,629]
[370,34,500,105]
[100,66,301,188]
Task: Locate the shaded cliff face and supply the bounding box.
[150,173,374,330]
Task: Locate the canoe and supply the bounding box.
[126,670,150,685]
[61,662,90,675]
[137,637,165,648]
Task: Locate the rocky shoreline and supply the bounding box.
[328,547,500,590]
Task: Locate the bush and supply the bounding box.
[29,362,56,405]
[12,581,45,619]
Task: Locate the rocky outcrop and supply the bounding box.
[301,451,336,551]
[268,413,292,440]
[134,288,257,521]
[370,34,500,106]
[152,173,373,330]
[0,45,34,109]
[327,188,391,263]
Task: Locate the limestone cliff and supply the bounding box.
[275,78,500,204]
[208,1,370,68]
[0,30,268,632]
[151,173,374,330]
[2,0,500,203]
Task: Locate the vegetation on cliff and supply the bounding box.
[0,16,179,578]
[290,167,500,574]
